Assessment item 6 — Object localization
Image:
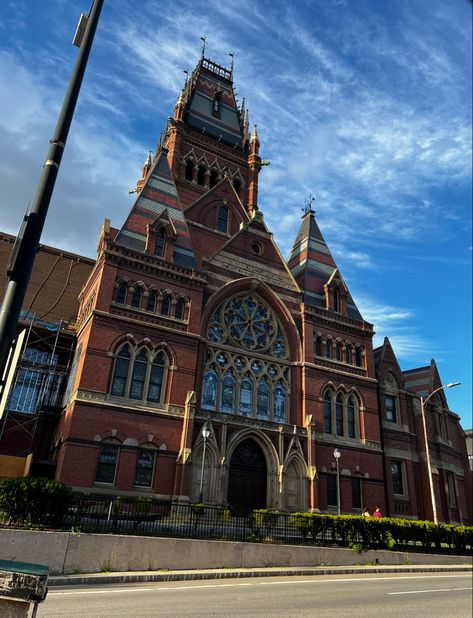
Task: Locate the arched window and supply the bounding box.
[217,206,228,233]
[346,346,352,365]
[336,394,344,436]
[325,340,332,359]
[147,291,157,312]
[161,295,170,316]
[221,370,235,413]
[233,178,241,196]
[355,347,363,367]
[111,345,131,396]
[134,447,155,487]
[209,169,219,188]
[315,336,322,357]
[131,288,142,309]
[323,390,332,434]
[201,293,290,422]
[256,378,270,418]
[155,229,166,258]
[95,441,120,484]
[110,345,168,404]
[348,396,356,438]
[202,369,218,410]
[116,284,127,305]
[333,288,340,312]
[336,343,343,362]
[129,349,148,400]
[273,382,286,421]
[185,159,194,181]
[197,165,206,186]
[239,375,253,416]
[175,298,185,320]
[147,352,165,403]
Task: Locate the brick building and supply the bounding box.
[1,55,471,523]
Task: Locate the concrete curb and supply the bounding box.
[49,564,473,587]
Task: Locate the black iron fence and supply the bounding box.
[14,493,469,555]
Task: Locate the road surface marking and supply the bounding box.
[389,588,458,595]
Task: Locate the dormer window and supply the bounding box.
[155,229,166,257]
[333,288,340,312]
[217,206,229,233]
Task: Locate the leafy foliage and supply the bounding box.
[0,476,71,527]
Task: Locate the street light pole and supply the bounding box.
[198,427,210,503]
[0,0,104,385]
[334,448,341,515]
[420,382,460,525]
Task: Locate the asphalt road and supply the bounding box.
[39,572,472,617]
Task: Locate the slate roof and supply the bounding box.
[114,151,197,269]
[288,210,362,321]
[186,58,243,148]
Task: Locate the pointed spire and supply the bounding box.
[287,205,362,320]
[250,124,259,144]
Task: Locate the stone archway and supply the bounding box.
[227,438,267,515]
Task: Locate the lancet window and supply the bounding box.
[322,388,360,439]
[201,293,290,422]
[110,344,167,405]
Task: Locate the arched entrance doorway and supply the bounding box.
[227,438,267,514]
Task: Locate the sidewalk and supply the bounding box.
[49,563,472,587]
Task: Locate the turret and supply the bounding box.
[247,124,262,213]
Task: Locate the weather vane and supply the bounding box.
[200,36,206,57]
[302,193,315,214]
[229,52,235,73]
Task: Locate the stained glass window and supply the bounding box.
[239,377,253,415]
[256,379,269,417]
[202,293,290,422]
[273,383,286,421]
[221,370,235,413]
[202,370,218,410]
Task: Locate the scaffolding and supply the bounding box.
[0,311,76,458]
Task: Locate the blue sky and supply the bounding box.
[0,0,471,427]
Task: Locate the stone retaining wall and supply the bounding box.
[0,529,470,575]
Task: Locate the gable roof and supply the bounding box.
[288,210,362,320]
[114,150,197,269]
[204,210,301,295]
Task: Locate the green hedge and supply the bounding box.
[288,511,473,553]
[0,477,71,527]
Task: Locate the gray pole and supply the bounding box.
[0,0,104,384]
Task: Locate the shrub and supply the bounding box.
[0,476,71,527]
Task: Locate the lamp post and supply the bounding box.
[334,448,341,515]
[198,427,210,504]
[420,382,460,525]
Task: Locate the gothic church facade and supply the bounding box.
[49,55,471,522]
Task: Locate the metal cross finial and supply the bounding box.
[200,36,206,57]
[303,193,315,214]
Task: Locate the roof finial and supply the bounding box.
[229,51,235,76]
[200,36,206,58]
[250,124,259,143]
[302,193,316,215]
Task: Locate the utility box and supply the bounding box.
[0,560,48,617]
